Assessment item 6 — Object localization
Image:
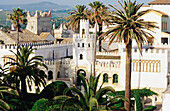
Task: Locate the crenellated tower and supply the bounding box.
[26,10,51,35]
[73,19,95,69]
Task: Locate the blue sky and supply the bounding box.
[1,0,153,6]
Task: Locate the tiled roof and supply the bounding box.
[144,9,168,17]
[6,29,45,43]
[40,32,50,39]
[154,10,169,17]
[96,55,120,59]
[148,0,170,5]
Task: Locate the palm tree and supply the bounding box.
[66,5,88,33]
[4,46,47,97]
[53,74,127,110]
[89,1,108,52]
[0,86,19,111]
[88,1,108,76]
[7,8,27,49]
[100,1,158,111]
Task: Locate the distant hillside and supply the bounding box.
[0,1,73,11]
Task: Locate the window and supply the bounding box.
[82,29,85,34]
[57,71,60,78]
[31,26,33,30]
[88,43,90,47]
[103,73,108,83]
[65,70,68,77]
[82,43,84,47]
[162,17,168,31]
[113,74,118,83]
[78,43,80,47]
[161,38,168,44]
[80,54,83,60]
[48,71,53,80]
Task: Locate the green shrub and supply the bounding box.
[40,81,71,100]
[45,104,60,111]
[144,106,156,111]
[31,98,50,111]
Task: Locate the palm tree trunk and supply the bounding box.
[21,76,27,98]
[78,22,80,34]
[125,40,132,111]
[98,24,102,52]
[16,22,19,62]
[93,23,97,77]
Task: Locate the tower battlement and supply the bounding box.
[26,10,51,35]
[73,34,95,39]
[27,10,51,18]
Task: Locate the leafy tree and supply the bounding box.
[31,98,50,111]
[40,81,71,100]
[66,5,88,33]
[54,74,127,111]
[107,88,157,111]
[100,1,158,110]
[7,8,27,45]
[4,46,48,98]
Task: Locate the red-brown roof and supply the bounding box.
[149,0,170,5]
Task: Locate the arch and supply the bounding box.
[48,70,53,80]
[82,43,84,47]
[57,71,60,78]
[77,69,86,86]
[113,74,118,83]
[103,73,108,83]
[88,43,90,47]
[80,54,83,60]
[65,69,68,77]
[82,29,85,35]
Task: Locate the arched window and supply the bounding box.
[113,74,118,83]
[57,71,60,78]
[82,29,85,35]
[88,43,90,47]
[78,43,80,47]
[65,70,68,77]
[80,54,83,60]
[77,69,86,86]
[103,73,108,83]
[82,43,84,47]
[48,71,53,80]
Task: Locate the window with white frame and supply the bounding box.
[162,17,168,31]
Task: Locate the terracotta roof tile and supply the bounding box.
[6,29,46,43]
[148,0,170,5]
[40,32,50,39]
[145,9,168,17]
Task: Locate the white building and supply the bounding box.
[1,1,170,110]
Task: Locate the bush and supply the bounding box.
[144,106,156,111]
[45,104,60,111]
[40,81,71,100]
[31,98,50,111]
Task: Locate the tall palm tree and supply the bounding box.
[4,46,48,97]
[7,8,27,47]
[89,1,108,52]
[66,5,88,33]
[100,1,158,111]
[89,1,108,76]
[53,74,127,110]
